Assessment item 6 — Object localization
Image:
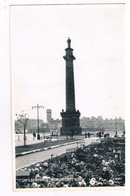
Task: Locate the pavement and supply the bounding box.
[16,137,98,170]
[15,133,54,146]
[15,133,85,146]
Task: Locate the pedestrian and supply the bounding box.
[88,133,90,138]
[99,132,101,138]
[114,131,117,138]
[33,132,36,140]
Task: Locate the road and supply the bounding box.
[16,137,97,170]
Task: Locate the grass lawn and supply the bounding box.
[16,138,81,155]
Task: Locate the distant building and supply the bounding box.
[46,109,62,133]
[40,122,50,132]
[49,119,62,132]
[80,116,125,132]
[46,109,52,123]
[15,119,44,133]
[15,113,125,134]
[15,110,62,134]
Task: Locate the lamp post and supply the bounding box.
[32,104,44,140]
[16,113,28,146]
[115,117,118,137]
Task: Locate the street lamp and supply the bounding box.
[32,104,44,140]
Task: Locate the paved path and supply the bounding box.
[15,133,54,146]
[15,133,84,146]
[16,138,98,170]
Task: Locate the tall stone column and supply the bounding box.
[64,38,75,112]
[60,38,82,136]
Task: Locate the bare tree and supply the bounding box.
[16,113,28,146]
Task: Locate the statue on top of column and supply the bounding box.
[67,37,71,48]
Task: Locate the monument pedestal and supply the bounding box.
[60,110,82,135]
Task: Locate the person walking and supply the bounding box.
[33,132,36,140]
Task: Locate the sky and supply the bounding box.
[10,4,125,122]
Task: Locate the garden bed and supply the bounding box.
[16,137,125,188]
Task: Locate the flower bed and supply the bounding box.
[16,137,125,188]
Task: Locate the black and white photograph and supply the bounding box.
[10,2,125,190]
